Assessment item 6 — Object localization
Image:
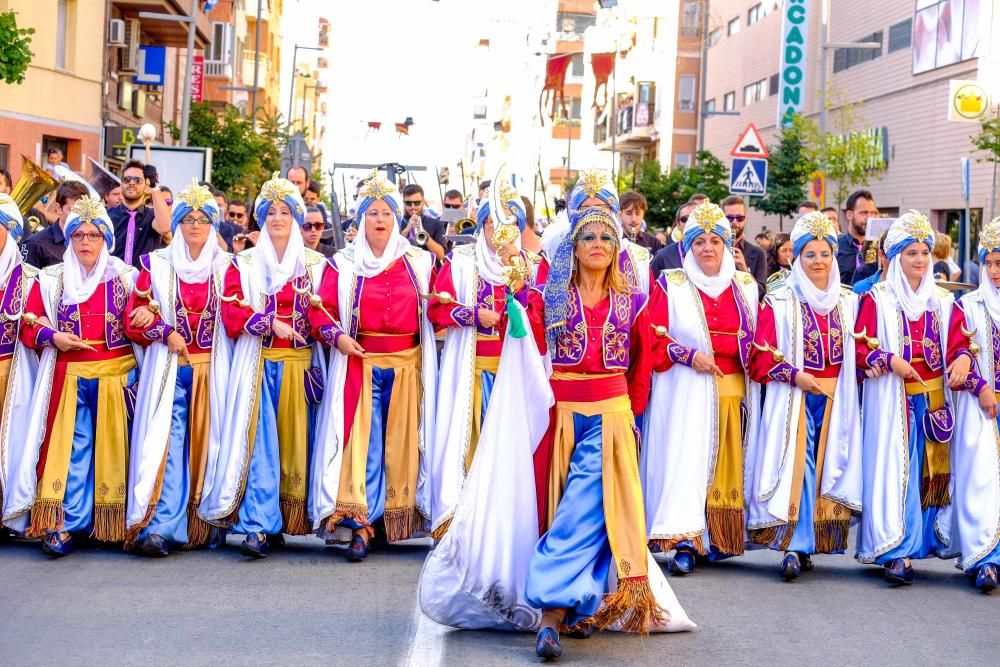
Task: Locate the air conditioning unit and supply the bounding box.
[108,19,125,47]
[119,18,141,72]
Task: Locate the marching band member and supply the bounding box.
[944,217,1000,592]
[0,195,39,535]
[854,211,954,585]
[7,196,140,556]
[527,207,662,658]
[308,172,437,562]
[198,175,328,558]
[746,212,863,580]
[642,201,760,575]
[427,180,530,539]
[123,181,232,556]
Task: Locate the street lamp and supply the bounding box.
[287,44,323,130]
[139,0,199,146]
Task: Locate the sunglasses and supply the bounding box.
[122,175,143,184]
[301,222,325,231]
[229,211,245,219]
[443,203,462,209]
[71,232,103,242]
[579,232,616,245]
[678,215,689,224]
[179,216,211,226]
[403,200,422,207]
[726,214,746,223]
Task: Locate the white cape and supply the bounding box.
[125,249,233,535]
[419,301,695,633]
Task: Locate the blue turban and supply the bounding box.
[790,211,838,258]
[170,180,221,233]
[682,201,732,254]
[254,174,307,228]
[568,169,620,216]
[884,210,934,262]
[65,195,114,250]
[0,194,24,244]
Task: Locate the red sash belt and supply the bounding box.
[357,332,420,353]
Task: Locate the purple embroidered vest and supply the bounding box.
[551,286,647,370]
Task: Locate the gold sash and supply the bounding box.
[706,372,746,556]
[466,354,501,472]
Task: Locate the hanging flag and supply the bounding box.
[367,121,382,130]
[539,53,572,126]
[499,95,512,133]
[395,122,410,136]
[591,53,614,114]
[203,0,218,10]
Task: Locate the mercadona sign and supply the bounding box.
[777,0,809,127]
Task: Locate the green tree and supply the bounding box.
[972,115,1000,164]
[0,11,35,85]
[630,151,730,230]
[166,103,288,196]
[753,114,818,226]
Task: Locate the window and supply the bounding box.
[556,11,596,36]
[832,31,883,73]
[744,79,767,106]
[56,0,68,69]
[681,0,701,37]
[555,98,583,121]
[675,153,693,168]
[704,98,716,113]
[747,4,762,26]
[708,29,720,46]
[913,0,984,74]
[473,105,487,120]
[0,144,8,172]
[208,22,233,63]
[636,81,655,125]
[888,18,912,54]
[723,91,736,111]
[769,73,779,96]
[727,17,740,36]
[570,53,584,77]
[678,75,696,112]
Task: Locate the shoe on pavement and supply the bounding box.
[535,627,563,660]
[884,558,914,585]
[780,552,801,581]
[41,531,73,558]
[345,533,370,562]
[140,534,169,558]
[976,563,998,592]
[240,532,269,559]
[671,548,696,575]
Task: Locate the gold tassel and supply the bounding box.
[814,519,850,553]
[383,507,422,543]
[430,517,453,541]
[749,526,778,546]
[280,496,309,536]
[327,502,369,532]
[185,503,214,547]
[589,576,669,634]
[649,535,707,555]
[92,504,126,543]
[921,474,951,509]
[28,500,65,538]
[707,507,745,555]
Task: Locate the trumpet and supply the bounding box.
[412,214,429,246]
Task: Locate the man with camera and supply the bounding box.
[107,159,171,269]
[400,183,447,262]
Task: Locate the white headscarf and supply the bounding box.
[253,175,308,295]
[682,201,735,299]
[352,173,411,279]
[61,196,127,306]
[787,212,840,315]
[169,180,227,284]
[0,194,24,283]
[883,210,937,321]
[976,217,1000,321]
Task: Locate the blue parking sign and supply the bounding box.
[730,158,768,197]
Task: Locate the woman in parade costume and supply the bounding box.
[642,201,760,575]
[942,217,1000,592]
[197,175,328,558]
[123,181,232,556]
[3,196,140,556]
[0,195,41,535]
[426,178,531,540]
[854,211,956,585]
[308,171,437,561]
[746,212,863,580]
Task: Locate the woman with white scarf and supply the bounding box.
[943,216,1000,592]
[10,195,139,556]
[197,175,328,558]
[122,180,232,557]
[746,212,862,581]
[426,183,529,540]
[854,211,955,585]
[308,172,437,562]
[642,201,760,575]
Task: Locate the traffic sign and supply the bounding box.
[730,158,768,196]
[730,123,769,158]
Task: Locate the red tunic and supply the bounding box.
[946,301,991,395]
[124,266,213,354]
[647,282,744,376]
[21,282,131,362]
[428,255,518,357]
[749,301,841,384]
[221,263,301,348]
[855,293,941,383]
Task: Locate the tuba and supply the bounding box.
[454,217,476,234]
[10,155,58,233]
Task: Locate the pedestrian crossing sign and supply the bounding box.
[729,158,768,197]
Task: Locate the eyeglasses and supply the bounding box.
[228,211,245,219]
[71,232,103,242]
[678,215,690,224]
[726,214,746,223]
[579,232,616,246]
[301,222,325,231]
[403,200,423,207]
[122,175,143,184]
[179,216,211,226]
[443,203,462,209]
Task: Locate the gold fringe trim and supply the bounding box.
[649,535,707,555]
[707,507,745,555]
[280,496,309,536]
[28,500,65,538]
[815,519,850,553]
[92,503,126,543]
[921,474,950,510]
[326,502,369,532]
[589,576,668,634]
[749,526,778,546]
[383,507,423,543]
[185,503,214,547]
[430,517,453,541]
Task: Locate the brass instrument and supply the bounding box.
[10,155,58,232]
[454,217,476,234]
[412,214,429,246]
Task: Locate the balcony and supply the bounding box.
[112,0,211,47]
[205,60,232,79]
[247,0,270,22]
[242,51,270,89]
[595,101,658,152]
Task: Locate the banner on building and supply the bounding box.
[540,53,572,126]
[591,52,615,114]
[776,0,809,127]
[104,125,140,160]
[190,55,204,102]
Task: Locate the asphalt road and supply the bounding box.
[0,531,995,665]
